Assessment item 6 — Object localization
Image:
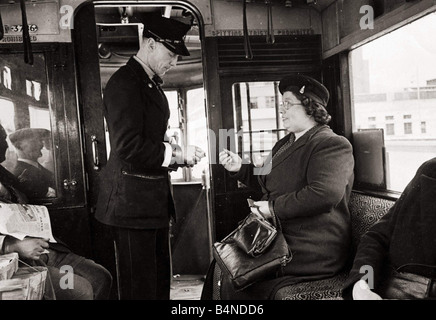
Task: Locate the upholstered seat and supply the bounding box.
[274,272,348,300]
[211,192,396,300]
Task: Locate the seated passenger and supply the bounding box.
[343,157,436,300]
[202,75,355,299]
[8,127,56,199]
[0,124,112,300]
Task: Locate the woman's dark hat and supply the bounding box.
[279,75,330,107]
[139,13,191,56]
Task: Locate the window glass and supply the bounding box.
[0,53,57,201]
[166,90,180,130]
[2,66,12,90]
[166,90,184,181]
[350,12,436,192]
[0,98,16,172]
[0,98,15,132]
[186,87,208,181]
[232,82,286,168]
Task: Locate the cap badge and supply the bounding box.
[299,86,305,94]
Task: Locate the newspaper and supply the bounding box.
[0,253,18,281]
[0,203,57,247]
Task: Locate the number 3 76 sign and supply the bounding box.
[4,24,39,33]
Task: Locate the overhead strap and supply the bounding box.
[266,0,275,44]
[20,0,33,65]
[243,0,253,60]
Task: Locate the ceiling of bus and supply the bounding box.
[95,1,336,88]
[95,5,202,88]
[93,0,336,58]
[95,5,200,56]
[311,0,336,11]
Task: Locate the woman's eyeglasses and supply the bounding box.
[279,101,302,111]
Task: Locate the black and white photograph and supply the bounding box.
[0,0,435,316]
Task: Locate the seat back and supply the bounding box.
[348,192,395,255]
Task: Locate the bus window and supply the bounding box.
[232,81,286,187]
[0,53,57,201]
[232,81,286,172]
[166,87,208,183]
[350,12,436,192]
[186,87,207,182]
[166,89,184,181]
[0,98,15,172]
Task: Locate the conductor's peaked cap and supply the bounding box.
[279,74,330,107]
[138,13,191,56]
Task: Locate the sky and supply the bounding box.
[356,11,436,93]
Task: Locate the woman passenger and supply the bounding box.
[203,74,355,299]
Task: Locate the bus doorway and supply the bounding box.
[73,2,212,299]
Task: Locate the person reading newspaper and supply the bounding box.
[0,124,112,300]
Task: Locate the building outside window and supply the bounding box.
[232,81,284,168]
[404,122,412,134]
[350,12,436,192]
[421,121,427,134]
[265,96,275,109]
[386,123,395,136]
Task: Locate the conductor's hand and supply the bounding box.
[4,236,50,260]
[219,149,242,172]
[171,144,206,166]
[186,145,206,165]
[352,280,382,300]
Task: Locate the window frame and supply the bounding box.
[0,43,86,208]
[347,11,436,197]
[232,81,286,164]
[165,85,208,183]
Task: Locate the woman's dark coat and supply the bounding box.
[215,125,355,299]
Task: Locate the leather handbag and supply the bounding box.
[212,199,292,291]
[231,210,277,257]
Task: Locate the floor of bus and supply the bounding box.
[170,274,205,300]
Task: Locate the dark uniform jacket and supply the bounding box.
[218,125,355,299]
[11,160,55,200]
[95,57,175,229]
[342,157,436,299]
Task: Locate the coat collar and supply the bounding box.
[126,57,168,114]
[270,124,328,169]
[126,57,157,89]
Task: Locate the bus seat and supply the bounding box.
[211,191,396,300]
